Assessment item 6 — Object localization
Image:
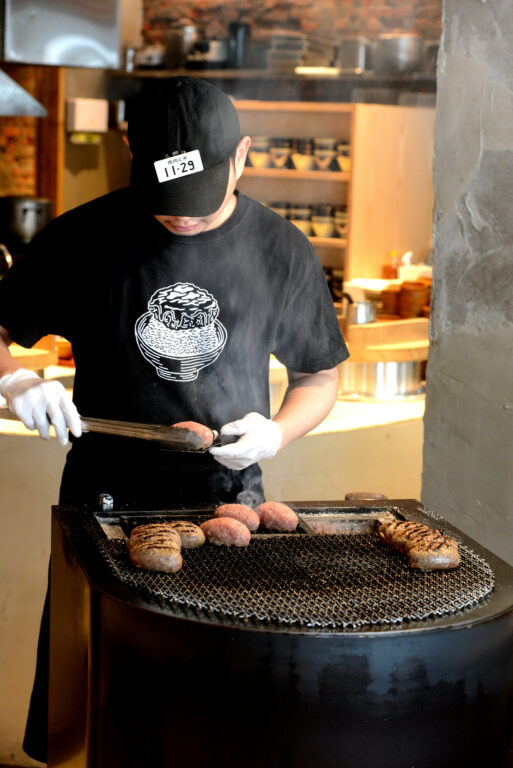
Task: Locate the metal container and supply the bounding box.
[164,23,197,69]
[0,196,52,244]
[48,499,513,768]
[335,36,369,71]
[373,33,424,75]
[338,359,423,399]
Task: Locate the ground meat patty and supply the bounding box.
[200,517,251,547]
[171,420,214,449]
[255,501,298,532]
[214,503,260,532]
[127,523,183,572]
[166,521,205,548]
[377,520,460,571]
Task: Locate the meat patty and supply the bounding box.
[214,503,260,532]
[255,501,298,532]
[171,420,214,449]
[200,517,251,547]
[127,523,183,572]
[377,520,460,571]
[166,521,205,549]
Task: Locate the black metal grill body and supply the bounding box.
[48,499,513,768]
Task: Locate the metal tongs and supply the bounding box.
[80,417,238,453]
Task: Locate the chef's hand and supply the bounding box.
[209,411,282,470]
[0,368,82,446]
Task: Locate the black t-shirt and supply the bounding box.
[0,188,348,506]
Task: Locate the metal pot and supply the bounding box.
[373,33,424,75]
[165,23,197,69]
[335,36,369,72]
[0,196,52,244]
[338,359,423,399]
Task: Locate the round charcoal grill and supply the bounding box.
[96,533,494,630]
[49,500,513,768]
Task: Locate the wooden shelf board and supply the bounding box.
[310,237,346,248]
[235,100,354,114]
[243,167,349,182]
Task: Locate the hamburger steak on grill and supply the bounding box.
[214,503,260,532]
[256,502,299,532]
[127,523,183,572]
[200,517,251,547]
[377,520,460,571]
[166,521,205,549]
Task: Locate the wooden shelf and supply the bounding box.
[243,167,349,182]
[310,237,346,248]
[236,100,354,114]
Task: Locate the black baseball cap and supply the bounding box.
[127,77,241,217]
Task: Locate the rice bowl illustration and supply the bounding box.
[135,282,227,381]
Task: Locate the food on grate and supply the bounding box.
[171,420,214,449]
[127,523,183,572]
[214,503,260,532]
[256,501,298,532]
[377,520,460,571]
[166,521,205,549]
[200,517,251,547]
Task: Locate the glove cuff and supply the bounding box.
[0,368,40,396]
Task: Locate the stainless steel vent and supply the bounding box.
[1,0,120,68]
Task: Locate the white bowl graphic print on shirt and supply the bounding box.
[135,282,227,381]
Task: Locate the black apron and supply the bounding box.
[23,437,264,763]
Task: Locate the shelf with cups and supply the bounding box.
[242,167,350,182]
[234,100,353,272]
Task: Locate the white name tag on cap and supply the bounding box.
[154,150,203,183]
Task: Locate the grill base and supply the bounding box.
[48,500,513,768]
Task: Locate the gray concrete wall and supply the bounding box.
[423,0,513,564]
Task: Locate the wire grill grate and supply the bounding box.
[93,531,495,631]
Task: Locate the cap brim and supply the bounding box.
[131,156,231,218]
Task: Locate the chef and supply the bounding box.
[0,77,348,762]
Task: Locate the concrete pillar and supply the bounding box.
[423,0,513,564]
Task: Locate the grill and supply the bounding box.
[88,508,494,630]
[49,499,513,768]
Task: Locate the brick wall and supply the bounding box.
[143,0,442,44]
[0,66,37,197]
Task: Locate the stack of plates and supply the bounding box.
[266,30,308,71]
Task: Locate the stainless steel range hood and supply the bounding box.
[0,0,120,116]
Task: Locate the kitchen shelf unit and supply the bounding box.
[235,99,435,281]
[235,100,353,273]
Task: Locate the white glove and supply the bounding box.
[209,411,282,470]
[0,368,82,446]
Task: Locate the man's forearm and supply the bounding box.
[0,325,22,379]
[272,367,339,450]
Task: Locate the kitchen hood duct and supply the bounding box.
[0,69,46,116]
[0,0,120,68]
[0,0,120,116]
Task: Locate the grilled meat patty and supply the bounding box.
[214,503,260,532]
[377,520,460,571]
[166,520,205,549]
[127,523,183,572]
[255,501,299,532]
[200,517,251,547]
